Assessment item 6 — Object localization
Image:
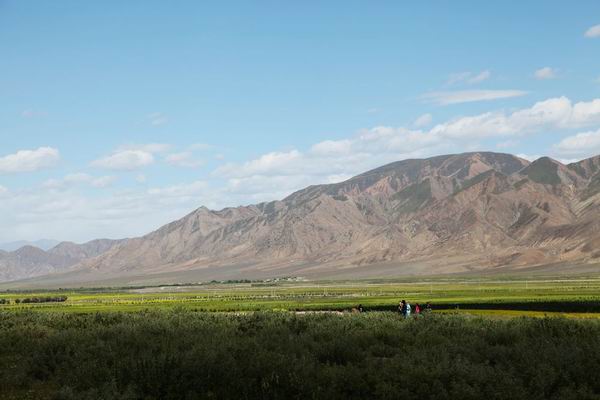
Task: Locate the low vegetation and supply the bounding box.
[3,277,600,314]
[1,311,600,399]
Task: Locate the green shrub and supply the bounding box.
[0,311,599,399]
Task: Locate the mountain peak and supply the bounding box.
[568,155,600,179]
[4,151,600,285]
[521,156,573,185]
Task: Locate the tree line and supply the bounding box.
[0,296,67,304]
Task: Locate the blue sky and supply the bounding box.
[1,1,600,243]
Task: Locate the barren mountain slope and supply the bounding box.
[6,151,600,285]
[0,239,125,282]
[80,152,543,274]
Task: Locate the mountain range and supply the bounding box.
[0,239,60,252]
[3,151,600,288]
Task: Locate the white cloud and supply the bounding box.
[585,24,600,38]
[0,181,227,243]
[147,181,208,198]
[92,150,155,170]
[430,97,600,138]
[0,185,8,196]
[468,70,491,84]
[310,140,353,156]
[42,179,63,190]
[0,147,60,173]
[117,143,171,154]
[64,173,93,183]
[136,174,147,184]
[446,70,491,86]
[215,126,444,187]
[556,158,581,165]
[43,173,116,189]
[91,143,171,171]
[91,176,117,188]
[496,140,519,149]
[446,72,471,86]
[413,113,433,128]
[422,90,527,105]
[216,150,304,178]
[534,67,558,80]
[147,112,168,126]
[189,143,213,151]
[516,154,542,162]
[553,128,600,156]
[165,152,205,168]
[215,95,600,199]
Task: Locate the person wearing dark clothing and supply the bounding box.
[400,300,407,318]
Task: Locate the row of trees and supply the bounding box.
[0,296,67,305]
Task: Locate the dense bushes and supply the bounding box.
[1,311,600,399]
[1,296,68,305]
[16,296,68,304]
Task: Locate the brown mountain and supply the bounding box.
[4,151,600,287]
[0,239,125,282]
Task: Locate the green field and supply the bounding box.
[3,277,600,399]
[4,276,600,316]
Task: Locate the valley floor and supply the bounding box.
[2,277,600,398]
[3,275,600,315]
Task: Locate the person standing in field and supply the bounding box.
[399,300,405,316]
[405,301,411,318]
[414,303,421,315]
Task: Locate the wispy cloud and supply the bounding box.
[413,113,433,128]
[422,89,527,105]
[43,173,116,189]
[516,154,542,162]
[147,112,168,126]
[117,143,171,154]
[165,152,205,168]
[584,24,600,38]
[468,70,491,84]
[446,70,491,86]
[21,109,48,118]
[534,67,558,80]
[496,140,519,149]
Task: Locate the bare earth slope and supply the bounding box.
[0,239,125,282]
[4,151,600,286]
